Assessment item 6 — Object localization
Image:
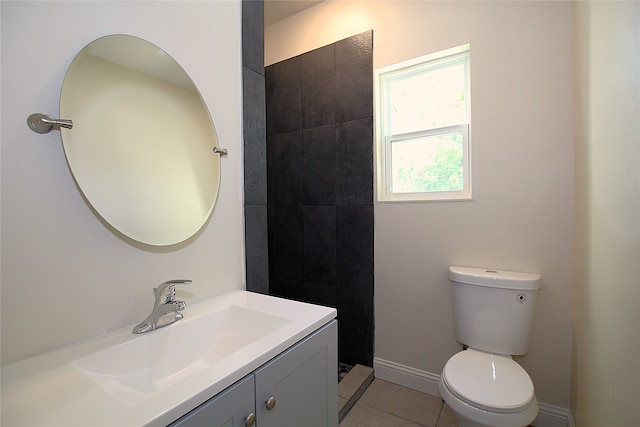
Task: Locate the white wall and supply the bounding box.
[1,1,244,364]
[573,1,640,425]
[266,0,574,410]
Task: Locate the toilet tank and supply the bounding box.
[449,266,542,355]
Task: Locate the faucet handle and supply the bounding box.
[154,279,191,302]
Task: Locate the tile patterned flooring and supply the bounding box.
[339,379,458,427]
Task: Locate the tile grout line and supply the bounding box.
[434,399,446,427]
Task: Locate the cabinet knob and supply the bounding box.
[244,412,256,427]
[265,396,277,411]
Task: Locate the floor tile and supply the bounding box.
[355,379,443,427]
[435,403,458,427]
[339,396,349,414]
[340,402,424,427]
[338,365,374,399]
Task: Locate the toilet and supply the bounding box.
[438,266,542,427]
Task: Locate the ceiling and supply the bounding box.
[264,0,324,26]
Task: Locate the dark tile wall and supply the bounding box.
[242,0,269,294]
[266,31,374,367]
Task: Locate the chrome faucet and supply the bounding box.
[132,279,191,334]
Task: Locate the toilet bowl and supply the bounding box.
[440,266,542,427]
[438,349,538,427]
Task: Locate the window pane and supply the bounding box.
[376,45,470,201]
[391,131,463,193]
[388,61,467,135]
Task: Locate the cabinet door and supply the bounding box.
[255,321,338,427]
[170,374,256,427]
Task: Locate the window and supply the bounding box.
[376,45,471,202]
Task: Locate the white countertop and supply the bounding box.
[1,291,337,426]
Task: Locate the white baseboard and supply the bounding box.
[373,357,572,427]
[534,402,574,427]
[374,357,441,396]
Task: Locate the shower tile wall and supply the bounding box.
[242,0,269,294]
[266,31,374,367]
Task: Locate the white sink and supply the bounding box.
[1,290,336,426]
[73,305,292,404]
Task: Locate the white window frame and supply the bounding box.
[375,44,471,202]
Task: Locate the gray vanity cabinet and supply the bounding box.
[170,374,255,427]
[170,320,337,427]
[255,320,338,427]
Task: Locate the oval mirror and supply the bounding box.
[59,35,221,246]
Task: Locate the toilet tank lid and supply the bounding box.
[449,266,542,290]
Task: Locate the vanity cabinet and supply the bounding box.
[171,320,337,427]
[170,375,255,427]
[255,320,337,427]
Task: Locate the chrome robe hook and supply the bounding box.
[27,113,73,134]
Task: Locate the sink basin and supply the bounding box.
[2,290,336,426]
[73,305,292,403]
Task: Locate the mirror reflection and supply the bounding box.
[60,35,221,246]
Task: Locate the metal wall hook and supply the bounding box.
[212,147,228,157]
[27,113,73,134]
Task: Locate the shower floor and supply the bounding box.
[338,363,353,382]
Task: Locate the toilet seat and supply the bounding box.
[441,349,535,413]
